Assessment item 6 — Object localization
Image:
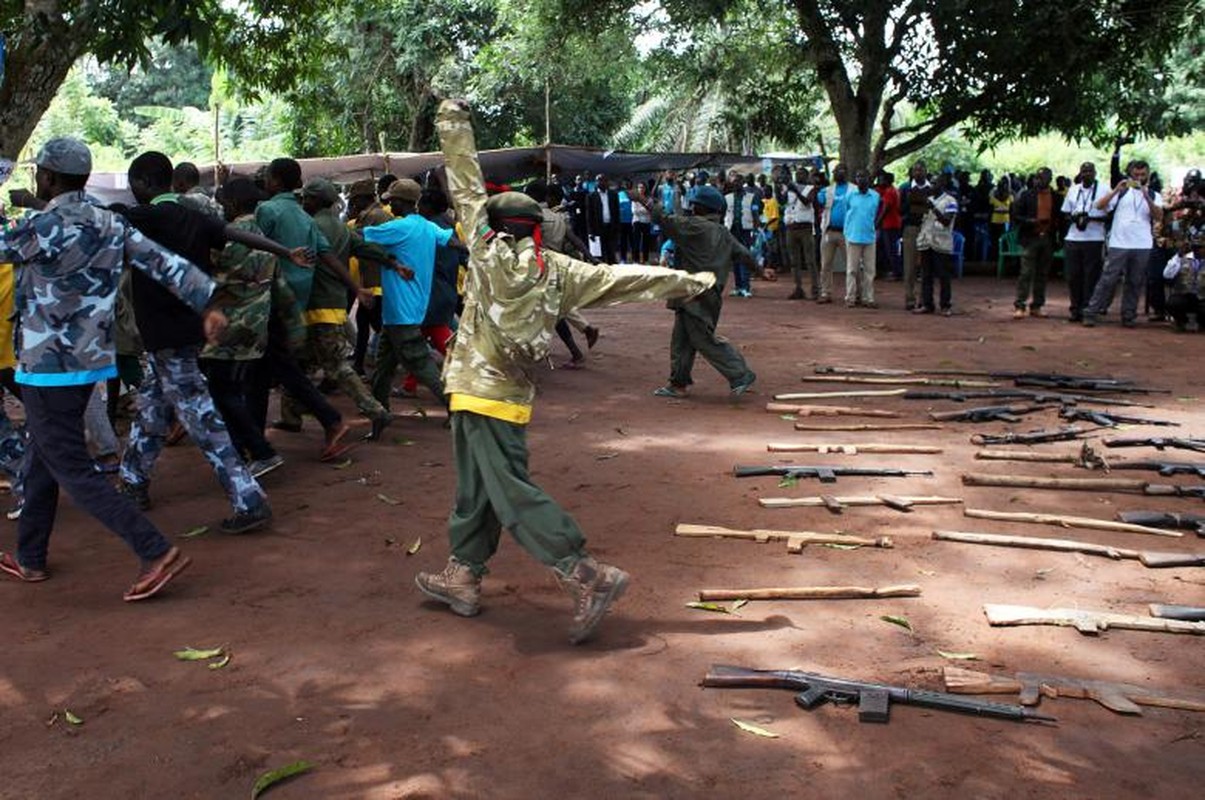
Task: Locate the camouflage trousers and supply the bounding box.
[371,324,447,412]
[281,323,387,425]
[119,347,267,514]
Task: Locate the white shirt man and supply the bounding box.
[1061,163,1109,321]
[1083,160,1165,327]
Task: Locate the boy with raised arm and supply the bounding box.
[415,100,715,644]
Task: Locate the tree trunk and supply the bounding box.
[406,90,435,153]
[0,27,86,159]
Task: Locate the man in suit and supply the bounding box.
[587,174,621,264]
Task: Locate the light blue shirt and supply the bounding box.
[363,214,454,326]
[817,183,851,229]
[842,189,881,245]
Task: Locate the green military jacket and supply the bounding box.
[436,100,715,424]
[202,215,292,361]
[309,207,392,317]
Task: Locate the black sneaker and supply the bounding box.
[221,505,273,535]
[119,481,151,511]
[730,373,757,397]
[363,414,393,442]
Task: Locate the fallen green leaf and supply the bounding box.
[731,719,780,738]
[1035,567,1056,580]
[251,760,315,800]
[406,537,422,556]
[777,475,799,489]
[779,414,797,421]
[331,459,354,470]
[820,543,862,551]
[935,650,980,661]
[686,601,732,614]
[208,655,231,670]
[1020,345,1037,351]
[918,569,937,577]
[376,493,402,506]
[393,436,415,446]
[181,525,209,539]
[595,452,620,461]
[730,598,749,613]
[64,710,83,726]
[1176,396,1197,403]
[880,615,912,631]
[174,647,224,661]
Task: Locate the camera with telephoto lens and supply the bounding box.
[1072,212,1090,231]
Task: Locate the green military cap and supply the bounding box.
[486,191,542,221]
[302,177,341,206]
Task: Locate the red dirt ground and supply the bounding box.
[2,274,1203,799]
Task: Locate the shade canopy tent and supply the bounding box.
[190,145,758,189]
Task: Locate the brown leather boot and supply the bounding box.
[558,556,630,645]
[415,557,481,617]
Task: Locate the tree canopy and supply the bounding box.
[563,0,1200,169]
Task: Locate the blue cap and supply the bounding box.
[692,185,726,214]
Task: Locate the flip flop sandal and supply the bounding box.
[123,549,191,602]
[0,552,48,583]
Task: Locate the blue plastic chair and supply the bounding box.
[951,231,965,277]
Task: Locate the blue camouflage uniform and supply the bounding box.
[0,190,216,570]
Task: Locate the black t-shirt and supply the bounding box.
[123,200,228,352]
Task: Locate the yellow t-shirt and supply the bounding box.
[762,196,780,232]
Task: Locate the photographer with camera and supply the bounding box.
[1060,161,1109,322]
[1082,158,1164,327]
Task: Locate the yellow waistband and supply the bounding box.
[449,394,532,425]
[305,308,348,325]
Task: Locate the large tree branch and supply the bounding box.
[875,93,997,165]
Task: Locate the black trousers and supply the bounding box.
[17,383,170,570]
[1167,293,1203,327]
[352,301,382,374]
[252,315,342,432]
[1063,240,1105,320]
[201,358,276,461]
[920,249,953,311]
[1147,246,1174,317]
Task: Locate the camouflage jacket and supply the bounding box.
[201,216,278,361]
[178,188,225,220]
[0,191,214,386]
[436,100,714,424]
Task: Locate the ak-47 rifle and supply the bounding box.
[1110,460,1205,478]
[929,403,1054,423]
[904,389,1153,408]
[700,665,1056,724]
[733,465,933,484]
[1058,407,1179,428]
[970,427,1095,446]
[1104,436,1205,454]
[1014,376,1167,394]
[1117,511,1205,536]
[815,365,1135,385]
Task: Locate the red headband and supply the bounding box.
[499,217,545,274]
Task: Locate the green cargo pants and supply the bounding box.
[371,324,446,411]
[1015,234,1054,311]
[668,289,753,389]
[448,411,586,577]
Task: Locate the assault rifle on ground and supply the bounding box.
[1013,376,1167,394]
[1104,437,1205,454]
[733,465,933,484]
[1110,460,1205,478]
[904,389,1153,408]
[700,665,1056,724]
[960,473,1205,499]
[1117,511,1205,536]
[928,403,1054,423]
[1058,408,1179,428]
[970,427,1095,446]
[815,366,1136,385]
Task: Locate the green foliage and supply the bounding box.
[465,0,641,149]
[612,2,821,154]
[89,41,213,118]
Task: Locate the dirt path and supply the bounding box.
[2,275,1203,799]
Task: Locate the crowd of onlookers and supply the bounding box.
[543,138,1202,329]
